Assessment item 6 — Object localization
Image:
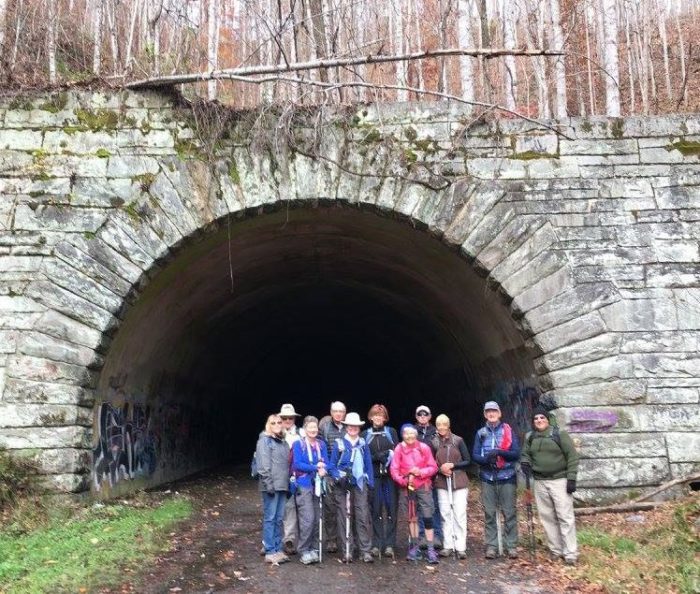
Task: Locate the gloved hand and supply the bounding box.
[337,475,349,490]
[520,462,532,477]
[486,451,499,464]
[566,479,577,494]
[266,488,275,496]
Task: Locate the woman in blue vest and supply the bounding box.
[291,416,329,565]
[329,412,375,563]
[365,404,399,558]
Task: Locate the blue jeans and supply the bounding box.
[262,491,287,553]
[418,487,443,541]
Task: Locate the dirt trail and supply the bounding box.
[104,468,553,594]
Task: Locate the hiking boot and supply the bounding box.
[485,546,497,559]
[439,548,454,558]
[341,554,353,563]
[458,550,467,560]
[383,546,395,559]
[370,546,381,557]
[283,541,296,555]
[276,552,290,564]
[433,537,443,550]
[362,552,374,563]
[426,546,439,564]
[326,543,338,554]
[406,544,421,562]
[564,557,577,566]
[265,553,278,563]
[300,551,316,565]
[507,548,518,559]
[418,536,428,550]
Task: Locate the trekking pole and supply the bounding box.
[525,475,535,561]
[345,485,352,563]
[407,476,418,562]
[495,479,504,558]
[447,475,458,560]
[316,474,324,563]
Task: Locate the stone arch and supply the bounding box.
[14,150,598,493]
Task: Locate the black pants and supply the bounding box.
[370,475,398,549]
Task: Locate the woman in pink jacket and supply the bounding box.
[390,424,439,563]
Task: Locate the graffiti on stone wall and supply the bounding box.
[567,409,618,432]
[93,403,158,491]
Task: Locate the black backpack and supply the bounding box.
[526,426,562,451]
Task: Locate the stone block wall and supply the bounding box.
[0,90,698,501]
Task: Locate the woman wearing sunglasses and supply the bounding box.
[256,414,291,564]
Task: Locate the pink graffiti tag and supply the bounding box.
[567,409,618,432]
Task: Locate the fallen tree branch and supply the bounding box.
[125,47,565,89]
[574,501,661,516]
[632,472,700,503]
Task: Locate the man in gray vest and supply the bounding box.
[279,403,303,555]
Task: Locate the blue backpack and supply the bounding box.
[364,427,395,446]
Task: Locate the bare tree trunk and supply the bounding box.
[601,0,621,116]
[391,0,407,101]
[548,0,567,117]
[410,0,425,92]
[656,0,672,101]
[208,0,219,100]
[124,0,140,74]
[437,0,450,93]
[457,0,475,109]
[106,0,120,74]
[47,0,57,83]
[0,0,7,57]
[675,2,687,107]
[308,0,328,83]
[503,0,518,111]
[624,2,635,113]
[93,0,104,75]
[524,0,549,118]
[585,0,597,114]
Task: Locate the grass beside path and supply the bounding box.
[0,494,192,594]
[546,495,699,594]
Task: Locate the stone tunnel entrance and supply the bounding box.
[93,203,539,492]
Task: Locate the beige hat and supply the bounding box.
[278,403,301,417]
[341,412,365,426]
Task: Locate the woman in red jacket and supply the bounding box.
[390,424,439,563]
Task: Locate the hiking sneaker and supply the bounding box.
[370,546,381,557]
[564,557,577,566]
[485,546,497,559]
[300,551,315,565]
[362,552,374,563]
[383,546,395,558]
[276,552,290,564]
[265,553,278,563]
[507,549,519,559]
[283,541,296,555]
[426,546,439,564]
[326,543,338,554]
[458,550,467,560]
[433,537,443,550]
[406,544,421,562]
[439,548,454,558]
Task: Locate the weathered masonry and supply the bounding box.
[0,91,698,502]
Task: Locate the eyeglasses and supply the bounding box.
[416,412,430,417]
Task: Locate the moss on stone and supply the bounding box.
[74,108,120,131]
[174,139,200,160]
[360,128,382,145]
[580,120,593,133]
[122,201,141,222]
[511,151,558,160]
[132,173,156,193]
[403,149,418,164]
[140,119,152,135]
[83,231,97,240]
[403,126,418,142]
[610,118,624,139]
[38,93,69,114]
[28,191,44,198]
[95,148,111,158]
[62,125,87,135]
[666,140,700,156]
[228,159,240,185]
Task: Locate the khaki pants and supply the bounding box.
[437,487,468,553]
[534,477,578,561]
[283,493,298,546]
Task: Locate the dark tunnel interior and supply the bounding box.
[95,204,540,490]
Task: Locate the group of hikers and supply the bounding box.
[254,399,580,567]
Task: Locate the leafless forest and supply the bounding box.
[0,0,698,116]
